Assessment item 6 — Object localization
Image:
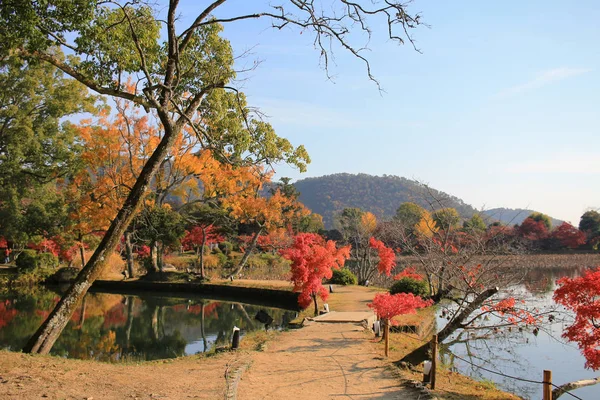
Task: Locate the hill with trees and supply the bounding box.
[293,173,478,228]
[482,208,564,228]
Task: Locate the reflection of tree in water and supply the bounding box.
[1,289,296,360]
[523,267,583,296]
[442,329,539,399]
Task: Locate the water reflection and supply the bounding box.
[0,288,295,362]
[441,266,599,400]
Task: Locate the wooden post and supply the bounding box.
[431,334,438,390]
[384,319,390,357]
[231,326,240,350]
[543,370,552,400]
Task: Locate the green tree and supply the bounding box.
[579,210,600,238]
[394,202,427,228]
[431,208,461,230]
[7,1,423,355]
[0,56,95,244]
[134,205,185,272]
[528,212,552,231]
[463,214,487,233]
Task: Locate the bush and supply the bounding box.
[16,250,39,273]
[219,241,233,255]
[47,267,80,283]
[329,268,358,285]
[212,246,223,255]
[37,252,59,269]
[390,277,429,297]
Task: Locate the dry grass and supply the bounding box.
[384,320,520,400]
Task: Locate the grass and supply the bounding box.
[382,312,520,400]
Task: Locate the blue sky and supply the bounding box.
[180,1,600,225]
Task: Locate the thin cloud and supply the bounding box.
[506,151,600,174]
[252,97,424,130]
[497,67,592,98]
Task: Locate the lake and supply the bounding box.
[442,266,599,400]
[0,288,296,361]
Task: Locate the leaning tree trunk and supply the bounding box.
[227,228,262,279]
[23,120,182,355]
[124,231,134,279]
[400,287,499,366]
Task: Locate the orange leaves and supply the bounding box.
[393,266,423,281]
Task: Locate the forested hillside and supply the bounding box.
[293,173,477,228]
[482,208,564,228]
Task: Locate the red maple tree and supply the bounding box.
[369,237,396,276]
[550,222,586,249]
[554,267,600,370]
[280,233,350,315]
[368,292,432,325]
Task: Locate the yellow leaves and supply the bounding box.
[414,211,438,238]
[361,212,378,234]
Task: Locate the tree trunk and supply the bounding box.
[553,377,600,399]
[227,228,262,279]
[313,293,319,316]
[199,228,207,279]
[23,119,181,355]
[78,233,86,269]
[150,242,159,273]
[400,287,499,366]
[125,231,134,279]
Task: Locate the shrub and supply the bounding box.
[47,267,80,283]
[329,268,358,285]
[390,277,429,297]
[212,246,223,255]
[219,241,233,255]
[37,252,59,269]
[16,250,39,273]
[215,252,227,266]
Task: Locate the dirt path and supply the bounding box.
[238,321,418,400]
[0,285,419,400]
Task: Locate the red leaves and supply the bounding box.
[550,222,586,249]
[369,237,396,276]
[517,217,548,241]
[554,267,600,370]
[280,233,350,309]
[182,225,223,251]
[368,292,432,325]
[393,266,423,281]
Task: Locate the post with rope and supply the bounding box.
[543,370,552,400]
[431,334,438,390]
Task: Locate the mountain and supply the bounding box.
[293,173,478,228]
[482,208,564,228]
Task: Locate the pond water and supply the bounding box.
[442,266,599,400]
[0,288,296,361]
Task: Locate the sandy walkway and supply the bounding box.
[0,285,419,400]
[237,322,418,400]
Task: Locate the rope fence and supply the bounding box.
[382,326,586,400]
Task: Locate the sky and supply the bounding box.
[177,1,600,225]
